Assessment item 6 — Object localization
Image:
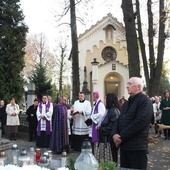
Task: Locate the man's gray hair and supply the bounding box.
[134,77,144,91]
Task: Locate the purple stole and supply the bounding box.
[92,100,101,142]
[37,101,51,136]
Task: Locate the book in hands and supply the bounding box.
[71,111,79,116]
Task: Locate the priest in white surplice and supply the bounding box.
[72,91,92,151]
[36,94,53,148]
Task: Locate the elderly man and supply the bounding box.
[112,77,153,170]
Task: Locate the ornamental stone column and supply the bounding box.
[82,66,91,101]
[91,58,99,84]
[91,58,99,92]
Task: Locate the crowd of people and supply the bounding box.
[0,77,170,169]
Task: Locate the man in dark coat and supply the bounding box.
[26,98,39,142]
[0,100,6,136]
[112,77,153,170]
[49,96,69,154]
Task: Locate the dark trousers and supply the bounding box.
[36,131,51,148]
[110,140,118,163]
[120,149,147,170]
[163,129,170,138]
[71,134,89,151]
[29,124,37,141]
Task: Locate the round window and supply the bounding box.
[102,47,117,62]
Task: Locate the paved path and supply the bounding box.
[147,134,170,170]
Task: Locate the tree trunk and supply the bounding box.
[123,0,167,97]
[121,0,140,77]
[147,0,155,96]
[59,47,64,96]
[136,0,150,93]
[70,0,80,102]
[150,0,166,96]
[147,0,155,75]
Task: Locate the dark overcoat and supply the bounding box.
[160,98,170,125]
[111,92,153,150]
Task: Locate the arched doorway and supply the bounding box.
[104,73,122,97]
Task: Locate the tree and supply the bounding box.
[159,75,170,96]
[159,61,170,96]
[70,0,80,102]
[55,43,70,97]
[0,0,28,103]
[62,84,70,99]
[121,0,140,77]
[52,0,91,102]
[23,33,57,82]
[25,33,56,100]
[31,63,53,100]
[122,0,169,96]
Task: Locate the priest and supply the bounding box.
[36,94,53,148]
[49,96,69,153]
[72,91,92,151]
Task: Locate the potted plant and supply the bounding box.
[99,161,117,170]
[67,156,76,170]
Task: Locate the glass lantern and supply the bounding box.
[47,150,53,165]
[35,148,41,163]
[0,151,7,166]
[11,144,19,165]
[38,154,49,168]
[43,152,49,161]
[29,146,36,165]
[18,149,30,166]
[74,139,99,170]
[60,150,68,167]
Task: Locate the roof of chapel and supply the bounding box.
[78,13,125,41]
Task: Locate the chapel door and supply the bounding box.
[104,74,121,97]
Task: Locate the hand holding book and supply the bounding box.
[71,111,79,116]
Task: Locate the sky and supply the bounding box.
[20,0,122,51]
[20,0,170,68]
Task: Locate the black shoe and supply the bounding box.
[9,134,13,140]
[146,149,149,154]
[28,140,33,142]
[165,136,168,140]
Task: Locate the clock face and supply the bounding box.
[102,47,117,62]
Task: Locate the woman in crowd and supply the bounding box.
[160,91,170,140]
[6,97,20,140]
[95,93,121,163]
[153,96,162,137]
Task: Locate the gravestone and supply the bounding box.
[27,82,36,108]
[0,122,12,153]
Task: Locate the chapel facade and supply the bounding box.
[78,13,129,101]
